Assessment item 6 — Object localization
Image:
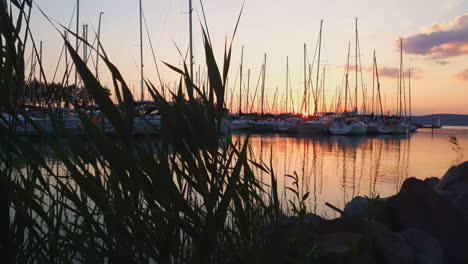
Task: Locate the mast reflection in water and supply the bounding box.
[9,127,468,216]
[236,127,468,216]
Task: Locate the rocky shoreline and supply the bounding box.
[260,161,468,264]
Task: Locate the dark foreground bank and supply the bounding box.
[260,161,468,264]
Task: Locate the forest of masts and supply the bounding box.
[21,6,413,120]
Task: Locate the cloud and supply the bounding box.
[434,60,450,65]
[378,67,400,78]
[335,65,422,79]
[455,68,468,81]
[334,65,371,72]
[401,13,468,61]
[441,0,462,10]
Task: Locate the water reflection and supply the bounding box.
[7,128,468,216]
[236,127,468,215]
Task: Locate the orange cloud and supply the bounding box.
[455,68,468,82]
[401,13,468,62]
[335,65,422,79]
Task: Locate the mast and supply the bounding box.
[286,56,289,113]
[39,41,43,108]
[139,0,144,101]
[345,42,350,112]
[239,45,244,115]
[355,18,358,112]
[83,24,88,105]
[83,25,87,65]
[315,20,323,115]
[261,53,267,116]
[372,50,375,115]
[96,12,104,81]
[247,68,250,114]
[374,52,384,116]
[322,67,326,112]
[303,44,307,114]
[189,0,194,78]
[399,38,403,118]
[74,0,79,103]
[409,69,412,120]
[65,31,70,107]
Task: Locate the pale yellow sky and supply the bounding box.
[29,0,468,115]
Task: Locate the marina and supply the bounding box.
[2,0,468,263]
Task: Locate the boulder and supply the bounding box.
[454,191,468,218]
[401,228,443,264]
[258,215,317,264]
[376,177,468,264]
[343,197,387,219]
[304,213,322,228]
[435,161,468,192]
[423,177,440,188]
[319,216,365,235]
[343,197,368,218]
[316,232,364,264]
[371,221,414,264]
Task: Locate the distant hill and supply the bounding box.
[411,114,468,126]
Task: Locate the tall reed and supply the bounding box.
[0,1,298,263]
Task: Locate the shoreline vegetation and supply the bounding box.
[1,1,467,264]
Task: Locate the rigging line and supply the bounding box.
[23,7,50,88]
[142,10,165,91]
[249,65,264,113]
[58,32,96,88]
[357,31,367,114]
[309,27,320,113]
[288,65,294,113]
[52,3,77,82]
[338,51,348,112]
[229,66,240,113]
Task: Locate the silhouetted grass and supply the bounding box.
[0,1,313,263]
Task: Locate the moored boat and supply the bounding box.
[298,119,331,134]
[329,120,353,135]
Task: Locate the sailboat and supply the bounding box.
[1,113,54,135]
[348,18,367,135]
[250,54,278,132]
[391,38,409,135]
[329,117,353,135]
[407,69,417,132]
[372,51,392,134]
[298,21,332,134]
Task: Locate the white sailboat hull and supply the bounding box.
[349,124,367,135]
[298,120,330,134]
[377,125,392,134]
[329,123,353,135]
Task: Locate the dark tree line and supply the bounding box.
[18,80,111,108]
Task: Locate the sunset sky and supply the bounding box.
[30,0,468,115]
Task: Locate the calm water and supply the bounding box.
[234,127,468,217]
[10,127,468,217]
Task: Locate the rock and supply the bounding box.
[434,162,468,221]
[257,215,299,263]
[371,221,414,264]
[454,191,468,218]
[435,161,468,192]
[317,232,362,255]
[316,232,364,264]
[376,177,468,264]
[343,197,368,218]
[343,197,387,219]
[304,213,322,228]
[319,217,365,235]
[258,215,317,264]
[402,228,443,264]
[424,177,440,188]
[434,189,457,199]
